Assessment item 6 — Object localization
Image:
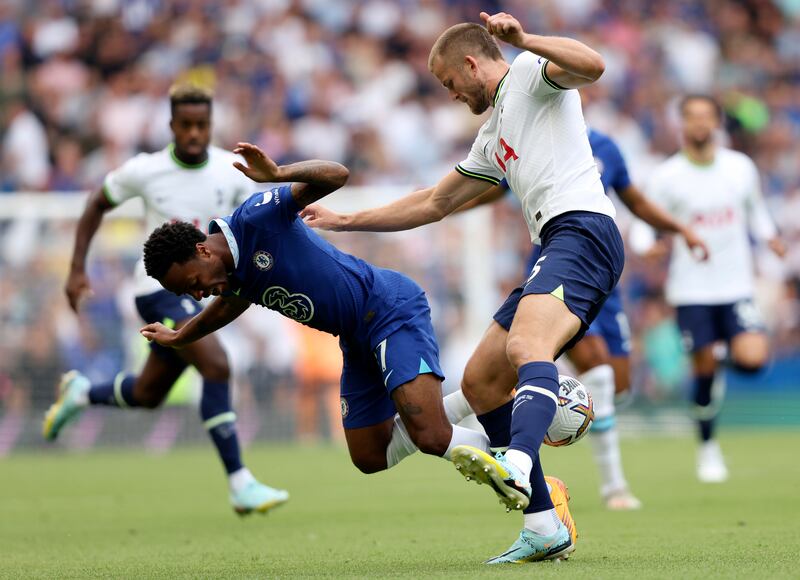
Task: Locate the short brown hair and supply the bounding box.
[428,23,504,70]
[679,94,722,119]
[169,83,213,116]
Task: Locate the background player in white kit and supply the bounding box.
[43,85,288,514]
[642,94,786,482]
[302,12,621,563]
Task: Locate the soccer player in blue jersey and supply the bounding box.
[139,143,491,478]
[462,128,708,510]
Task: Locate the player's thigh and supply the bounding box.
[507,293,582,366]
[391,373,451,456]
[344,418,394,474]
[133,349,188,408]
[567,334,610,374]
[461,321,517,414]
[730,331,769,370]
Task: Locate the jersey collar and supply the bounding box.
[492,70,509,107]
[169,143,209,169]
[210,218,240,269]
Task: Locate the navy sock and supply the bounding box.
[508,361,559,459]
[523,457,553,513]
[201,380,243,475]
[475,399,513,453]
[88,373,140,407]
[693,374,715,442]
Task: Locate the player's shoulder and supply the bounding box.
[588,129,621,157]
[648,152,685,184]
[717,147,757,171]
[207,145,243,167]
[115,147,171,173]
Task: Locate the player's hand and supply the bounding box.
[64,270,94,313]
[299,204,348,231]
[232,142,282,183]
[480,11,526,47]
[768,237,787,258]
[140,322,184,348]
[682,228,709,261]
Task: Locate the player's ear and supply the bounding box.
[196,242,210,258]
[464,55,479,76]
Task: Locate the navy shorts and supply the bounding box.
[339,298,444,430]
[584,287,631,356]
[135,290,202,361]
[494,211,624,352]
[676,299,765,353]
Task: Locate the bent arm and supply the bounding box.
[141,294,251,348]
[285,161,349,208]
[70,188,113,273]
[315,171,493,232]
[517,36,604,88]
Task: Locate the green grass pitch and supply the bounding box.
[2,431,799,578]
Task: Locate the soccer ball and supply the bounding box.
[544,375,594,447]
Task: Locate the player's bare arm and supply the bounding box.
[140,293,250,348]
[480,11,604,88]
[233,142,349,208]
[454,182,507,213]
[65,187,115,312]
[618,184,709,261]
[300,170,492,232]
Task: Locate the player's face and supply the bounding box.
[681,99,719,148]
[170,103,211,160]
[431,57,490,115]
[160,248,229,302]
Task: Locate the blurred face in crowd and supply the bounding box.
[170,103,211,162]
[159,243,229,301]
[430,55,492,115]
[680,97,720,149]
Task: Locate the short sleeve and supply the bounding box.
[102,153,148,206]
[512,52,567,98]
[456,131,503,186]
[240,185,300,231]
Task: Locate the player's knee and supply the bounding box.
[350,453,387,474]
[134,388,167,409]
[505,334,543,368]
[407,426,450,457]
[196,354,230,383]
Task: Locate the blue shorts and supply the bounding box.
[339,297,444,430]
[135,290,202,361]
[494,211,624,353]
[676,299,765,353]
[584,287,631,357]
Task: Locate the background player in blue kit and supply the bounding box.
[139,143,491,478]
[468,128,708,510]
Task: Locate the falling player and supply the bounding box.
[139,142,494,481]
[301,11,619,563]
[44,85,288,514]
[641,94,785,482]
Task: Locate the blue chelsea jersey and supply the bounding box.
[209,186,416,340]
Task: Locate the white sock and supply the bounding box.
[504,449,533,481]
[443,424,491,460]
[386,415,419,469]
[228,467,255,493]
[442,389,474,424]
[590,427,627,496]
[580,365,627,495]
[385,414,491,468]
[524,508,560,536]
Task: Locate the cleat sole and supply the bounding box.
[451,446,530,511]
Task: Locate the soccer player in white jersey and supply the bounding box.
[301,12,620,563]
[43,85,289,514]
[643,94,785,483]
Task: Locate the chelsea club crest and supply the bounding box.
[253,250,274,271]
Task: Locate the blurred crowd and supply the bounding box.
[1,0,799,430]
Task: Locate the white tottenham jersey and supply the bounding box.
[103,144,259,296]
[457,51,615,239]
[646,148,777,306]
